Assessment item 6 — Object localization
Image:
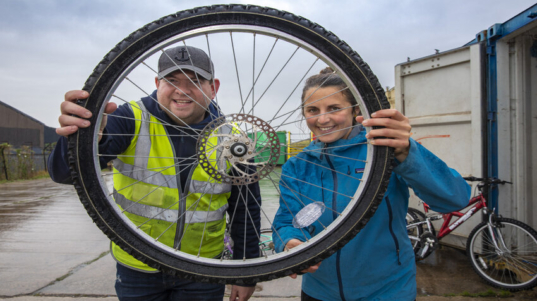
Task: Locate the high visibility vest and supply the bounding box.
[111,100,232,272]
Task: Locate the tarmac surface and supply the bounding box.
[1,178,536,300]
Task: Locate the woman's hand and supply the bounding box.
[285,239,322,279]
[356,109,411,162]
[57,90,117,141]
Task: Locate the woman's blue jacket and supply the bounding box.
[273,127,470,301]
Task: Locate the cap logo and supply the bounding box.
[175,48,190,62]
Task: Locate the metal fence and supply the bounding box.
[0,146,53,181]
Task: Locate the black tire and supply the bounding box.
[466,217,537,291]
[68,4,392,284]
[408,207,436,237]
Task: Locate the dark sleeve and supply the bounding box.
[227,165,262,261]
[47,102,135,184]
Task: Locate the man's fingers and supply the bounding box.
[56,125,79,137]
[60,99,92,118]
[58,114,91,129]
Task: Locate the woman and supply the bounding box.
[272,68,470,301]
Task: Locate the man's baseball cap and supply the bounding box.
[158,45,214,80]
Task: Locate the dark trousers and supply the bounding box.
[302,290,323,301]
[115,263,225,301]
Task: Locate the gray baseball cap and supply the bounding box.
[158,45,214,80]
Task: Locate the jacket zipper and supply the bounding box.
[323,145,347,301]
[385,196,401,265]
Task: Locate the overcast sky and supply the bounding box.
[1,0,535,127]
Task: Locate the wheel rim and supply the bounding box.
[71,6,392,283]
[469,221,537,289]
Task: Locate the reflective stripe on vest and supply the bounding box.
[113,189,229,223]
[113,154,232,193]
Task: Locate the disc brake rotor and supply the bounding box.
[197,114,280,185]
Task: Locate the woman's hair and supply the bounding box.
[301,67,357,106]
[301,67,358,120]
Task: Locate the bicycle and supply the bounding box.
[222,228,274,260]
[406,177,537,291]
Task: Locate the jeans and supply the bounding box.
[115,263,225,301]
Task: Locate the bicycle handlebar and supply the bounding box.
[462,176,512,185]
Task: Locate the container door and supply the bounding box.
[395,44,485,249]
[496,24,537,230]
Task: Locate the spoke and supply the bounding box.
[120,161,194,215]
[105,112,203,134]
[197,194,215,257]
[205,34,219,107]
[307,124,365,141]
[290,155,363,182]
[266,174,311,244]
[252,139,368,163]
[112,157,197,195]
[112,91,200,141]
[268,57,320,124]
[240,38,279,116]
[230,32,245,112]
[101,164,183,177]
[272,86,352,131]
[243,190,248,260]
[276,171,353,199]
[240,183,275,259]
[277,176,338,225]
[271,71,341,130]
[251,33,256,120]
[154,181,220,248]
[244,46,300,116]
[141,59,219,121]
[99,154,196,160]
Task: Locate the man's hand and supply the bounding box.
[229,285,255,301]
[57,90,117,141]
[285,239,322,279]
[356,109,411,162]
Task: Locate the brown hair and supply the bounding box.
[301,67,358,120]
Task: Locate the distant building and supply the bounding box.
[0,100,59,151]
[385,86,395,108]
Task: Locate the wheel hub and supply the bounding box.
[197,114,281,185]
[230,142,248,157]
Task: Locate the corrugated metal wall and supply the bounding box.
[0,101,44,148]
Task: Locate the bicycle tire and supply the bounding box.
[406,209,422,255]
[68,4,392,284]
[409,207,436,237]
[466,217,537,291]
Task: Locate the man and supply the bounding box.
[48,45,261,301]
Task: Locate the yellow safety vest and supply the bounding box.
[111,100,232,272]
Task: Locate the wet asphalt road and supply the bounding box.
[1,178,536,300]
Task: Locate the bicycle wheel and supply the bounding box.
[466,217,537,291]
[68,4,392,284]
[406,209,422,255]
[259,228,275,255]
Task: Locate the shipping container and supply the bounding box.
[395,4,537,248]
